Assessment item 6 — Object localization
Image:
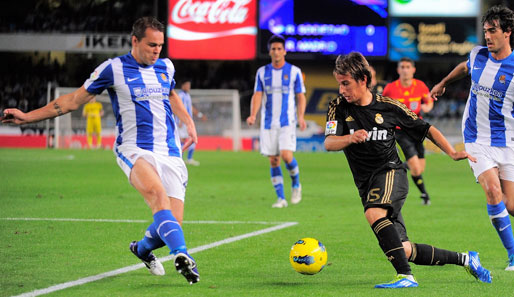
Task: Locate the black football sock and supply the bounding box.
[411,175,428,196]
[409,243,465,266]
[371,217,412,275]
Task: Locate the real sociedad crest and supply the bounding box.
[499,75,506,84]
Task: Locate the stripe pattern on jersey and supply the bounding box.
[254,62,305,130]
[84,53,181,157]
[464,46,514,147]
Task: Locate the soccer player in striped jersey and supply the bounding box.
[176,79,206,166]
[1,17,200,284]
[383,57,434,205]
[431,5,514,271]
[326,52,490,288]
[246,35,307,208]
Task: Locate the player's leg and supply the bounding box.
[279,126,301,204]
[408,143,429,204]
[94,117,102,148]
[479,169,514,264]
[86,119,93,148]
[269,155,287,208]
[467,143,514,270]
[281,149,301,204]
[261,128,286,207]
[364,169,416,288]
[500,160,514,270]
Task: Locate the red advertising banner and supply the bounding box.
[167,0,257,60]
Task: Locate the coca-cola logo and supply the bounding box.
[171,0,250,24]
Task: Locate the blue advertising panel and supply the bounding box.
[389,17,477,61]
[259,0,388,57]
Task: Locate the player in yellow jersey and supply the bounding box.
[82,98,104,148]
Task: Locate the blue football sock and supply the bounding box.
[285,158,300,188]
[153,209,187,255]
[137,222,165,257]
[270,166,285,199]
[487,201,514,256]
[187,143,195,160]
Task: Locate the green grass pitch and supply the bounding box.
[1,148,512,296]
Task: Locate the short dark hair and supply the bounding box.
[398,57,415,67]
[482,5,514,48]
[267,34,285,49]
[333,52,372,89]
[131,17,165,41]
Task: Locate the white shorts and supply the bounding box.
[260,125,296,156]
[115,145,188,201]
[465,142,514,182]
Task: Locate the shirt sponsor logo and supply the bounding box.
[133,87,170,101]
[470,81,504,102]
[325,120,337,135]
[350,127,388,141]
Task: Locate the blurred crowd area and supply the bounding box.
[0,0,154,33]
[0,0,476,123]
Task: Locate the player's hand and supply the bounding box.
[246,115,256,126]
[350,129,368,144]
[429,83,446,101]
[1,108,27,125]
[182,124,198,152]
[298,117,306,131]
[449,150,476,163]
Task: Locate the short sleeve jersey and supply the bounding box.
[382,79,431,116]
[325,93,431,192]
[464,46,514,147]
[83,52,181,157]
[254,62,306,129]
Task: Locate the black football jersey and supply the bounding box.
[325,92,431,192]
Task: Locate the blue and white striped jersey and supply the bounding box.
[464,46,514,147]
[254,62,305,129]
[83,52,182,157]
[177,90,193,116]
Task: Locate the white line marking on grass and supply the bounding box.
[11,221,298,297]
[1,217,149,223]
[1,218,288,225]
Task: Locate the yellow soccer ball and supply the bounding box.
[289,237,327,275]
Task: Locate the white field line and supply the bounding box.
[1,218,288,225]
[11,221,298,297]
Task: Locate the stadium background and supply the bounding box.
[0,0,512,150]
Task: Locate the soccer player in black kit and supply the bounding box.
[324,52,491,288]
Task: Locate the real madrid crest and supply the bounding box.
[375,113,384,124]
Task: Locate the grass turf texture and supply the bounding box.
[1,148,512,296]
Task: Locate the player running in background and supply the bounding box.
[82,98,104,149]
[382,57,434,205]
[2,16,200,284]
[430,5,514,271]
[325,52,491,288]
[246,34,307,208]
[176,79,206,166]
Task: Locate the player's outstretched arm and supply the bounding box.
[426,126,476,162]
[246,91,262,126]
[430,61,468,101]
[324,129,368,151]
[2,86,95,125]
[169,89,197,151]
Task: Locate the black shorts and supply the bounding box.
[360,168,410,241]
[396,129,425,160]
